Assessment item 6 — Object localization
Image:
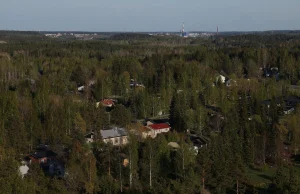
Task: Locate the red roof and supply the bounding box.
[148,123,170,130]
[101,99,114,106]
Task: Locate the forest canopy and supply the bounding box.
[1,31,300,193]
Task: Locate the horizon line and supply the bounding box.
[1,29,300,33]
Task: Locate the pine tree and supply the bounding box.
[74,112,86,135]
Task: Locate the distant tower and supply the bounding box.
[217,26,219,36]
[180,22,187,37]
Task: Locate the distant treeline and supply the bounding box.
[0,30,47,42]
[110,33,152,40]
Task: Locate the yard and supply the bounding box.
[245,166,276,189]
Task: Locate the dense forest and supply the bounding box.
[1,31,300,194]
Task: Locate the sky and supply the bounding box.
[1,0,300,32]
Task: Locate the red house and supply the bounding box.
[144,123,171,138]
[96,99,115,108]
[25,147,57,164]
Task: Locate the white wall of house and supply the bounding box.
[143,127,170,139]
[103,136,128,146]
[142,132,148,139]
[153,127,170,134]
[86,138,93,143]
[142,130,156,139]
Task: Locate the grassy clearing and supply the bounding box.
[245,166,276,189]
[245,164,300,189]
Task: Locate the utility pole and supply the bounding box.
[119,145,123,193]
[68,106,71,135]
[129,148,132,188]
[199,113,202,135]
[152,97,154,117]
[149,145,152,189]
[89,157,92,182]
[108,148,111,176]
[236,179,239,194]
[101,80,103,100]
[202,169,205,190]
[182,140,185,179]
[108,113,111,126]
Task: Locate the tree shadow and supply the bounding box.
[292,154,300,164]
[249,165,263,172]
[258,174,273,181]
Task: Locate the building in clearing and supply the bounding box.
[96,99,115,108]
[143,123,171,138]
[85,131,94,143]
[100,127,128,146]
[215,74,226,84]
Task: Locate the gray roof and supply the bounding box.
[101,127,128,139]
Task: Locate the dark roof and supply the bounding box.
[261,96,300,106]
[31,150,57,159]
[85,132,94,139]
[285,96,300,104]
[190,136,206,143]
[205,105,222,113]
[189,135,207,146]
[150,118,170,124]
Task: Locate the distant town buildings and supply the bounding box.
[45,32,98,40]
[42,30,214,40]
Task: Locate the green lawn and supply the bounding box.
[245,166,276,189]
[246,164,300,189]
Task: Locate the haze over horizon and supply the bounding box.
[1,0,299,32]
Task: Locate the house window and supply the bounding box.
[115,138,119,145]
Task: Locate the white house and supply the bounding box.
[85,132,94,143]
[215,74,226,84]
[284,107,295,115]
[100,127,128,146]
[77,86,85,92]
[19,162,29,178]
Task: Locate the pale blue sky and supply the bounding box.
[1,0,299,32]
